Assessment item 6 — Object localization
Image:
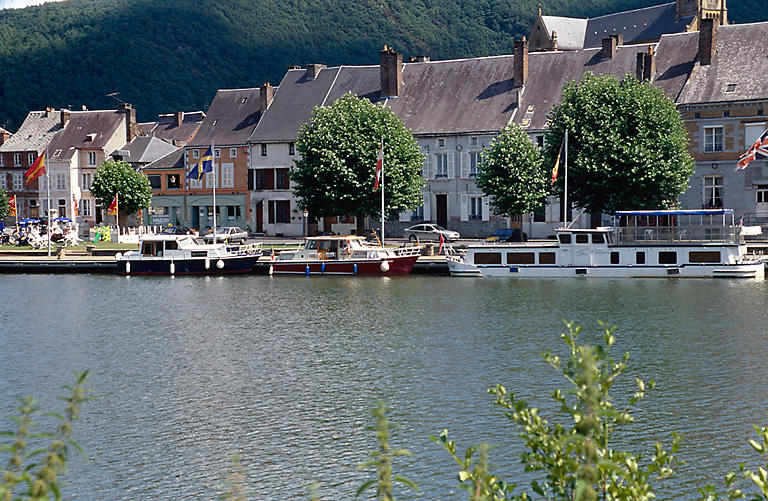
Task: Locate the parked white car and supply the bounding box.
[403,224,460,242]
[203,227,249,244]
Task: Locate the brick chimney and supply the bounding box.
[260,83,274,110]
[60,109,70,128]
[175,111,184,127]
[118,103,138,142]
[601,34,623,59]
[698,18,718,66]
[305,64,326,79]
[514,37,529,87]
[635,46,656,81]
[380,45,403,97]
[0,128,10,145]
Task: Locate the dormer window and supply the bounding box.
[85,133,97,142]
[241,97,248,104]
[212,119,219,126]
[54,149,62,156]
[725,83,737,93]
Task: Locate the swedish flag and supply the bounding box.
[187,147,214,181]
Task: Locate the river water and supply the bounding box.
[1,274,768,499]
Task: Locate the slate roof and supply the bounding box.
[388,56,518,135]
[188,88,265,147]
[540,16,588,50]
[0,110,62,153]
[46,110,125,161]
[140,111,205,145]
[678,21,768,104]
[142,148,185,171]
[114,135,179,164]
[583,2,692,48]
[249,66,379,143]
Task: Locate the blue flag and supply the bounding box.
[187,147,214,180]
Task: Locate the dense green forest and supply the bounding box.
[0,0,765,130]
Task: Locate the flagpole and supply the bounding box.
[564,129,568,228]
[116,192,119,242]
[212,142,217,238]
[380,137,385,246]
[46,146,51,257]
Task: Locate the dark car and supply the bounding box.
[161,226,192,235]
[486,228,527,242]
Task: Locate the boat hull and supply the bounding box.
[448,260,765,279]
[117,255,260,275]
[270,255,419,276]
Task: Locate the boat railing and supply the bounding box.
[393,246,421,257]
[615,225,739,244]
[226,242,263,255]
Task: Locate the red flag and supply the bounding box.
[8,195,17,217]
[72,195,78,218]
[107,194,118,216]
[24,154,45,184]
[737,127,768,171]
[373,139,383,191]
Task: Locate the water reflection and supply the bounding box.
[1,275,767,499]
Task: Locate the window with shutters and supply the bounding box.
[469,197,483,220]
[12,173,22,191]
[81,173,92,191]
[469,152,481,178]
[82,199,92,216]
[269,200,290,224]
[206,168,217,188]
[276,169,290,190]
[56,173,67,190]
[435,154,448,178]
[253,169,273,190]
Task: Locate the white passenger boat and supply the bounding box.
[448,209,764,279]
[116,234,262,275]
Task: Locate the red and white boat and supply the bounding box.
[270,235,421,276]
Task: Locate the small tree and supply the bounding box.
[545,73,694,214]
[90,160,152,223]
[292,92,424,235]
[0,187,9,220]
[476,123,549,219]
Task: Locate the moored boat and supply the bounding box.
[448,209,765,279]
[270,235,420,276]
[116,234,262,275]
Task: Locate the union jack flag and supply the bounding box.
[737,127,768,171]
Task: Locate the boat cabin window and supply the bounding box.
[659,251,677,264]
[636,251,645,264]
[592,234,605,244]
[558,233,572,244]
[539,252,556,264]
[474,252,502,265]
[610,251,620,264]
[507,252,535,265]
[165,241,179,251]
[141,242,162,257]
[305,240,319,250]
[689,251,721,263]
[575,234,589,244]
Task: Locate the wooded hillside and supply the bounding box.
[0,0,764,130]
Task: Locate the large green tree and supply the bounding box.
[90,160,152,221]
[476,123,549,218]
[291,92,424,234]
[0,187,9,220]
[544,73,695,214]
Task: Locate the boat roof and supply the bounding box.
[614,209,734,216]
[306,235,366,241]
